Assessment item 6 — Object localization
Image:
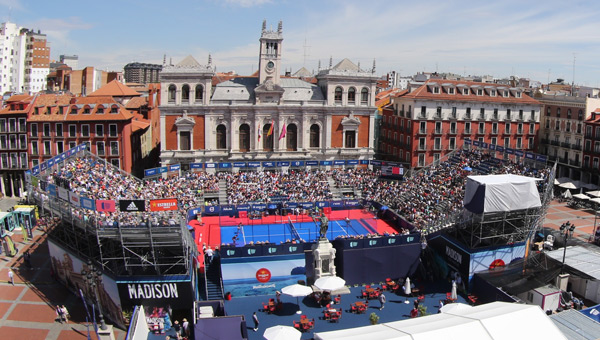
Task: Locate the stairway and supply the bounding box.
[328,176,342,200]
[204,257,224,300]
[218,179,228,204]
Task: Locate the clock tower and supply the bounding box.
[258,20,283,85]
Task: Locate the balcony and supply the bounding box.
[434,129,443,135]
[559,157,569,164]
[492,129,499,135]
[418,113,427,119]
[560,142,571,148]
[477,130,485,135]
[449,129,457,135]
[585,133,593,139]
[569,159,580,167]
[463,129,472,135]
[517,130,524,135]
[571,144,582,151]
[418,129,427,135]
[540,139,549,145]
[418,145,427,151]
[550,140,560,146]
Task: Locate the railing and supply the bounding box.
[550,141,560,146]
[571,144,582,151]
[561,142,571,148]
[559,157,569,164]
[569,159,580,166]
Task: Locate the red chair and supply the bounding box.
[323,310,331,320]
[350,304,357,313]
[382,284,388,291]
[358,305,367,314]
[365,285,371,289]
[418,294,425,303]
[268,305,276,313]
[331,313,340,323]
[262,303,269,312]
[293,321,302,331]
[301,314,307,320]
[361,290,368,298]
[410,308,419,318]
[334,295,341,304]
[309,318,315,329]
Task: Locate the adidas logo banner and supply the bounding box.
[118,200,146,212]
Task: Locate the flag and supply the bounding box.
[267,120,274,136]
[258,127,261,142]
[278,123,287,141]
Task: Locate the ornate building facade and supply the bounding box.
[159,21,378,169]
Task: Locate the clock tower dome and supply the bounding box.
[258,20,283,85]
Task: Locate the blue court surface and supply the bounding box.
[221,219,371,246]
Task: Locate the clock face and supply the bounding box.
[266,61,274,70]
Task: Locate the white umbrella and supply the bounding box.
[403,277,412,303]
[263,325,301,340]
[587,190,600,198]
[590,197,600,204]
[281,284,313,314]
[451,280,458,301]
[554,179,561,185]
[562,190,572,199]
[314,276,345,291]
[573,193,590,200]
[559,182,578,190]
[440,302,472,314]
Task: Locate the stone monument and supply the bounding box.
[310,213,336,282]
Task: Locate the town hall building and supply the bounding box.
[159,20,378,170]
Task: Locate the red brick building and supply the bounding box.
[0,95,32,196]
[380,80,542,168]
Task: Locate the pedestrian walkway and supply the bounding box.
[543,199,598,242]
[0,197,126,340]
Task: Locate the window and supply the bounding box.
[463,88,469,95]
[309,125,319,147]
[506,109,511,120]
[477,89,483,96]
[505,123,511,134]
[546,107,551,116]
[0,136,5,149]
[97,141,105,156]
[286,124,298,151]
[531,110,535,121]
[450,122,457,134]
[519,110,524,120]
[418,137,426,150]
[96,124,104,137]
[504,137,510,148]
[8,135,15,149]
[420,106,426,118]
[262,123,273,151]
[465,122,471,134]
[406,136,411,146]
[69,125,76,137]
[515,92,521,98]
[195,85,204,101]
[97,106,104,114]
[434,137,441,150]
[8,118,16,132]
[216,124,227,149]
[31,141,38,155]
[516,137,522,149]
[418,154,425,167]
[435,122,442,134]
[345,131,356,148]
[81,125,90,137]
[545,120,550,129]
[168,85,176,103]
[109,124,117,137]
[451,107,457,119]
[0,119,5,132]
[578,109,583,120]
[0,154,7,168]
[557,108,561,117]
[56,123,63,137]
[334,87,343,104]
[492,122,498,134]
[19,135,25,149]
[182,84,190,101]
[83,106,91,114]
[433,87,440,94]
[577,123,582,134]
[465,107,471,119]
[69,142,76,150]
[348,87,356,104]
[110,141,119,155]
[528,137,534,149]
[70,106,77,114]
[43,141,51,155]
[566,122,571,132]
[361,88,369,105]
[448,87,455,94]
[490,89,496,96]
[503,90,509,97]
[528,123,535,135]
[18,118,25,132]
[433,153,440,165]
[110,159,120,168]
[555,120,560,131]
[478,122,485,134]
[43,123,50,137]
[239,124,250,152]
[19,153,26,168]
[491,137,497,146]
[436,107,442,118]
[110,105,118,114]
[419,121,426,133]
[57,141,64,154]
[518,123,523,134]
[449,137,456,150]
[10,153,17,168]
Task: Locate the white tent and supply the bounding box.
[463,175,542,214]
[314,302,566,340]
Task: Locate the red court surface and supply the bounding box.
[8,303,61,323]
[0,285,24,300]
[0,302,12,319]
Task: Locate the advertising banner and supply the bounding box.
[221,254,306,297]
[119,200,146,212]
[96,200,116,212]
[80,197,96,211]
[190,163,203,169]
[69,191,80,206]
[57,187,69,201]
[149,199,178,212]
[117,279,194,310]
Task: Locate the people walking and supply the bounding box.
[252,311,259,332]
[61,305,69,324]
[379,292,386,310]
[23,251,32,269]
[56,305,65,323]
[182,318,190,338]
[8,269,14,285]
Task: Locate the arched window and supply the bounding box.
[168,85,176,103]
[195,85,204,101]
[361,88,369,105]
[182,85,190,101]
[286,124,297,151]
[310,124,320,148]
[239,124,250,152]
[263,123,274,151]
[334,87,343,104]
[348,87,356,104]
[216,124,226,149]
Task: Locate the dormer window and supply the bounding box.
[97,106,104,114]
[433,87,440,94]
[503,90,509,97]
[448,87,455,95]
[490,90,496,97]
[70,107,77,114]
[515,92,522,98]
[463,88,469,95]
[46,107,51,115]
[110,105,118,114]
[477,89,483,96]
[83,106,91,114]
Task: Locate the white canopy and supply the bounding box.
[464,175,542,214]
[587,190,600,198]
[573,193,590,200]
[314,302,566,340]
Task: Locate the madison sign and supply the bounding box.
[117,280,193,309]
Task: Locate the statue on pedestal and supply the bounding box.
[315,212,329,239]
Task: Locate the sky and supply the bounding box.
[2,0,600,86]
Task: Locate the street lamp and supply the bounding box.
[559,221,576,274]
[82,259,107,330]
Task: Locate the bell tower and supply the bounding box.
[258,20,283,85]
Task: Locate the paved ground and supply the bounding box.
[0,197,126,340]
[0,197,597,339]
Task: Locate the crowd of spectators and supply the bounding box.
[36,148,551,233]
